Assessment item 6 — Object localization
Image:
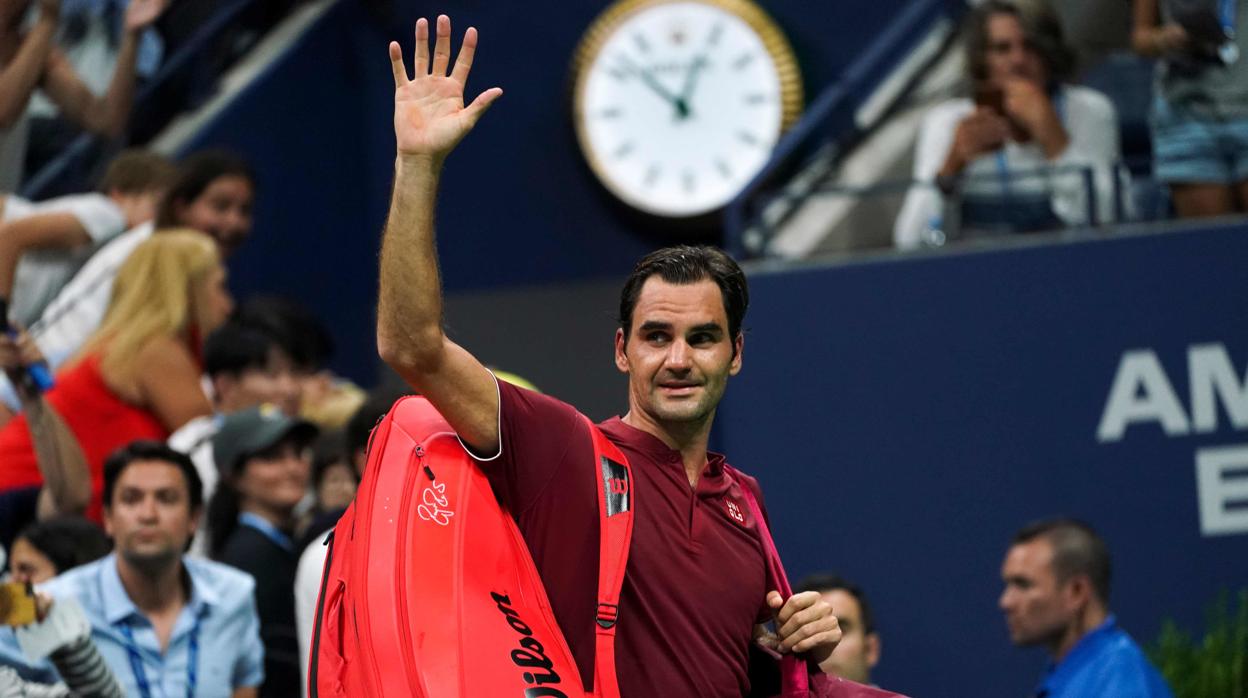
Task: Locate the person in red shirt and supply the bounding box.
[375,15,844,697]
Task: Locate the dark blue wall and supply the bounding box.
[177,0,919,383]
[717,223,1248,696]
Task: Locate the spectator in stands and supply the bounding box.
[1132,0,1248,217]
[0,149,173,327]
[795,573,882,686]
[6,515,110,584]
[209,405,316,698]
[168,321,302,555]
[0,0,167,191]
[0,230,231,529]
[309,430,356,514]
[234,295,366,430]
[0,441,265,696]
[0,149,254,412]
[1000,517,1174,697]
[894,0,1124,248]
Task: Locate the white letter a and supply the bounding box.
[1097,350,1190,442]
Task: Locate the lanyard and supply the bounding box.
[995,90,1067,195]
[238,511,294,553]
[1220,0,1240,64]
[119,614,201,698]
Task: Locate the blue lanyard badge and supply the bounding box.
[119,615,201,698]
[238,511,294,553]
[1221,0,1240,64]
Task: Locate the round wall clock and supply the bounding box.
[571,0,803,219]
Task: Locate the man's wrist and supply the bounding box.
[395,152,446,175]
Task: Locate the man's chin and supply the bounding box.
[120,545,180,572]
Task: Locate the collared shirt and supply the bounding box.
[0,554,265,697]
[481,380,769,698]
[1035,615,1175,698]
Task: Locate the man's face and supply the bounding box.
[104,460,198,572]
[614,277,742,429]
[820,589,880,684]
[176,175,254,257]
[984,13,1047,88]
[999,538,1077,647]
[216,347,302,415]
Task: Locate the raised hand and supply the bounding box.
[124,0,167,32]
[390,15,503,163]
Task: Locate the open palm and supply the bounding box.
[390,15,502,160]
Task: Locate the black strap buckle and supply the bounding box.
[596,602,619,629]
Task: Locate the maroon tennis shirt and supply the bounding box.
[479,380,772,697]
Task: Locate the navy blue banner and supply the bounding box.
[717,223,1248,696]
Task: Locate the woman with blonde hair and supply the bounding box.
[0,229,232,525]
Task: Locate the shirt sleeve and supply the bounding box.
[1049,88,1125,226]
[38,195,128,244]
[481,378,585,517]
[233,587,266,688]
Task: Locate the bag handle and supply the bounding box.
[587,420,634,698]
[733,471,810,694]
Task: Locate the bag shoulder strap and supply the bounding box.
[727,465,810,695]
[585,419,633,698]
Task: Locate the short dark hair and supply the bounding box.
[155,150,255,228]
[96,149,176,195]
[617,246,749,350]
[14,516,112,575]
[795,573,877,634]
[234,296,333,372]
[204,322,280,379]
[1012,517,1111,605]
[964,0,1075,86]
[103,441,204,513]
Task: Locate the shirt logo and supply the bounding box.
[600,457,630,517]
[726,500,745,524]
[418,482,454,526]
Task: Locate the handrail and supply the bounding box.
[19,0,264,200]
[723,0,963,258]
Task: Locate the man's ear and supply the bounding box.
[865,632,881,668]
[1063,574,1092,612]
[614,328,629,374]
[729,332,744,375]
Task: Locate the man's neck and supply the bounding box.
[115,555,186,616]
[1050,605,1109,663]
[621,409,714,486]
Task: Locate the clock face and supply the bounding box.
[572,0,801,218]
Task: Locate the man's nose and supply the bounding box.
[138,496,160,519]
[665,340,692,369]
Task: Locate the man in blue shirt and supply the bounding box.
[999,518,1174,698]
[1,441,265,697]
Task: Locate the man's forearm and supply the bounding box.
[92,31,140,137]
[377,155,447,371]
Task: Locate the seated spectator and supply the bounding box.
[1132,0,1248,217]
[0,230,231,525]
[167,320,301,555]
[6,515,110,584]
[0,149,255,411]
[0,441,265,696]
[209,406,316,698]
[0,0,167,191]
[894,0,1125,248]
[0,149,173,327]
[1000,518,1174,697]
[795,573,882,686]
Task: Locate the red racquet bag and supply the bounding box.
[309,396,633,697]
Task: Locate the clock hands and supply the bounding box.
[615,54,691,120]
[677,55,708,116]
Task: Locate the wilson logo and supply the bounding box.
[417,482,454,526]
[600,457,630,517]
[491,591,568,697]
